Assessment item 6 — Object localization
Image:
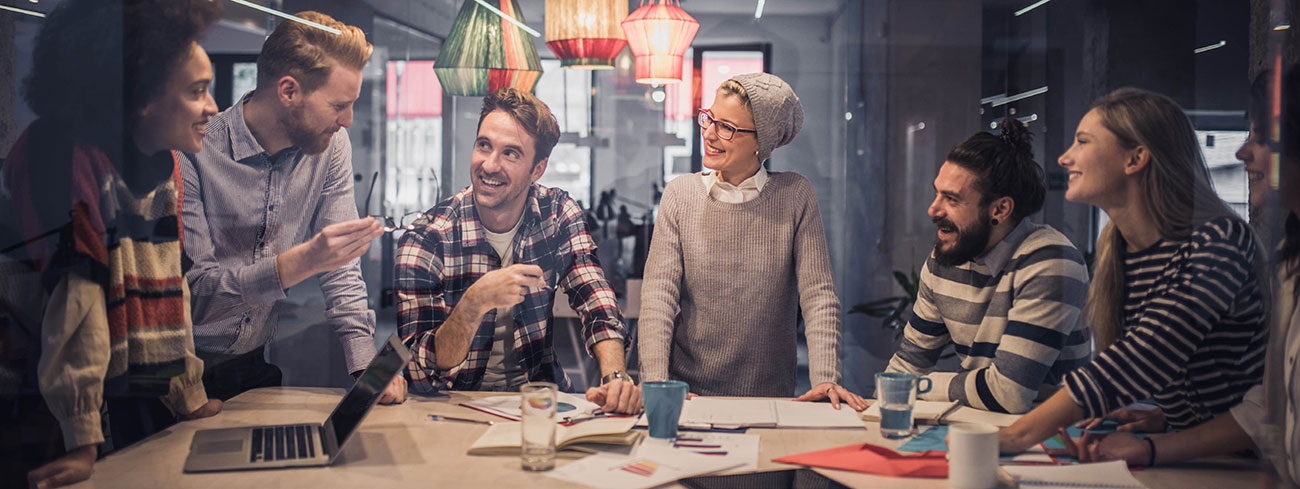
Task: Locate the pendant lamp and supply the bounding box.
[620,0,699,85]
[545,0,628,70]
[435,0,543,96]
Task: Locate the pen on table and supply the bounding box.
[934,402,962,424]
[429,414,494,425]
[674,443,723,449]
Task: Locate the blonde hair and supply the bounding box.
[256,11,372,93]
[1084,88,1253,349]
[717,79,751,109]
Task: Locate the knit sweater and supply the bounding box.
[639,171,841,397]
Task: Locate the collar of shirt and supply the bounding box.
[229,90,299,164]
[460,186,547,260]
[971,218,1038,273]
[703,167,768,203]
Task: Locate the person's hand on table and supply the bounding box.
[378,375,408,404]
[1074,406,1166,433]
[586,379,642,414]
[793,382,869,411]
[27,445,95,489]
[1052,427,1149,465]
[179,398,223,420]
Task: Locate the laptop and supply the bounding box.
[183,334,412,472]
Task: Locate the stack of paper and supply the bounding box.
[461,392,603,423]
[1002,460,1147,488]
[547,450,743,489]
[636,433,761,472]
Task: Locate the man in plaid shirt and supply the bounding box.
[396,88,641,414]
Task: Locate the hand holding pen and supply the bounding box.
[464,264,550,311]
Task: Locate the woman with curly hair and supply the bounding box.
[0,1,224,487]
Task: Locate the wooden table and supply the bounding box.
[66,387,1267,488]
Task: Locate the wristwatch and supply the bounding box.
[600,370,635,386]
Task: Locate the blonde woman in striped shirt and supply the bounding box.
[1000,88,1268,453]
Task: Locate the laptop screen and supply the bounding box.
[325,335,411,449]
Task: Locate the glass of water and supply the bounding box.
[874,372,933,439]
[520,382,557,471]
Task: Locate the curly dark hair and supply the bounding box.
[944,117,1046,222]
[21,0,222,147]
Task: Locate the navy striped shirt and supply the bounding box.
[887,221,1092,413]
[1065,217,1267,428]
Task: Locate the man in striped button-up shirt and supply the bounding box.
[885,120,1091,414]
[396,88,640,414]
[182,12,405,404]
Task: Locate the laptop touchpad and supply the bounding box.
[196,440,244,454]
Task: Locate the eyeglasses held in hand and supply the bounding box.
[363,171,426,234]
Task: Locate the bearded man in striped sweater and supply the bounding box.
[885,117,1091,414]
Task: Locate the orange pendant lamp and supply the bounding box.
[545,0,628,70]
[620,0,699,85]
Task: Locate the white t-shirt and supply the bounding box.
[479,215,528,390]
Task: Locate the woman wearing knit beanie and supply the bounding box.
[637,73,866,410]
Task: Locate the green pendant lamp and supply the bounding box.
[434,0,543,96]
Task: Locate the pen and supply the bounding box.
[935,402,961,424]
[429,414,494,425]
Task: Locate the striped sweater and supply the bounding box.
[1065,217,1267,429]
[887,220,1091,414]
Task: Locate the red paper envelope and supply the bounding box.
[772,442,949,478]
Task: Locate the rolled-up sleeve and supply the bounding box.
[555,198,626,355]
[396,224,461,394]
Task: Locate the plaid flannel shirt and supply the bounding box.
[397,184,627,393]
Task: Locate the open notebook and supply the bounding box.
[635,398,866,430]
[468,416,642,455]
[862,400,1022,427]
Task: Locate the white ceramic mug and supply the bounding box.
[947,422,999,489]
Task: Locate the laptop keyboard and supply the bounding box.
[250,425,316,463]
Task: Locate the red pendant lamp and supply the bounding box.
[620,0,699,85]
[545,0,628,70]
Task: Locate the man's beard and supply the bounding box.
[932,210,992,268]
[284,104,334,155]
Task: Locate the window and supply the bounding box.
[533,59,594,206]
[384,60,443,220]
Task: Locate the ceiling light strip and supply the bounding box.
[1193,40,1226,54]
[474,0,541,37]
[0,5,45,18]
[990,86,1048,107]
[227,0,341,35]
[1013,0,1050,17]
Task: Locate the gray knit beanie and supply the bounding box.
[729,72,803,162]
